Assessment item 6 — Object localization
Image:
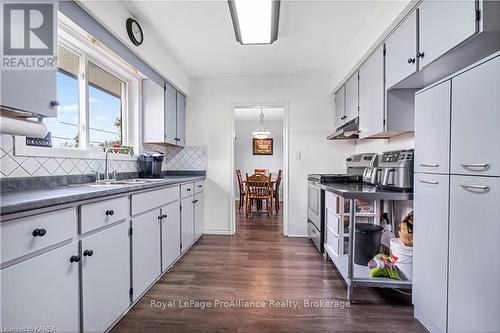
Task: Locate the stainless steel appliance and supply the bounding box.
[307,153,378,253]
[138,151,164,178]
[378,149,414,191]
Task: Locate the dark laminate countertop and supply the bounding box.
[315,182,413,201]
[0,176,205,216]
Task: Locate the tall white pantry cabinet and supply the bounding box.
[413,54,500,333]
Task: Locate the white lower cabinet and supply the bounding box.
[194,193,204,239]
[132,209,161,301]
[0,242,80,333]
[413,173,449,333]
[181,196,195,252]
[81,221,130,333]
[448,176,500,333]
[161,201,181,271]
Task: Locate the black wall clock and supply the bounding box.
[126,18,144,46]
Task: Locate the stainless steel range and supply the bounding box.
[307,153,378,253]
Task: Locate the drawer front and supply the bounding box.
[326,227,341,257]
[1,208,77,265]
[180,183,194,198]
[325,191,337,211]
[325,209,341,236]
[131,186,179,216]
[194,181,204,193]
[81,196,128,233]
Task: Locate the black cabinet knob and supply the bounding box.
[83,250,94,257]
[32,228,47,237]
[70,255,81,263]
[198,185,202,188]
[49,100,60,107]
[163,214,168,219]
[186,188,191,192]
[105,209,114,216]
[417,52,425,58]
[408,58,415,64]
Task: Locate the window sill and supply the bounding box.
[14,136,137,161]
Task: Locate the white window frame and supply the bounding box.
[14,14,144,161]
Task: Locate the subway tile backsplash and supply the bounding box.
[0,134,207,178]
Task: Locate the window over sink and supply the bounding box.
[14,13,143,160]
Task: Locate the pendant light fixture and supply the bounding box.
[252,108,272,139]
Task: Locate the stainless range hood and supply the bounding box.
[327,117,360,140]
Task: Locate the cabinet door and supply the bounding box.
[176,91,186,147]
[1,69,57,117]
[385,10,417,88]
[418,0,477,69]
[194,193,204,239]
[142,79,165,143]
[181,196,194,252]
[132,209,161,301]
[451,56,500,177]
[413,173,449,333]
[81,222,130,333]
[334,86,345,129]
[161,201,181,271]
[448,176,499,333]
[1,242,79,332]
[345,72,359,123]
[359,45,385,138]
[165,82,177,145]
[414,80,451,174]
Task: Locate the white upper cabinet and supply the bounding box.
[176,91,186,147]
[165,82,178,145]
[359,46,385,139]
[451,56,500,177]
[345,72,359,123]
[334,86,346,129]
[1,70,57,117]
[418,0,477,69]
[143,79,166,143]
[144,80,186,147]
[414,80,451,174]
[385,11,418,89]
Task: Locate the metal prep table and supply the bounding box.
[315,181,413,302]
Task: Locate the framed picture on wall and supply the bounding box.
[253,138,273,155]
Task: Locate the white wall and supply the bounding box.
[186,76,355,236]
[79,1,189,95]
[234,117,283,198]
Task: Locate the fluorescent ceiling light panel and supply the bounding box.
[228,0,280,45]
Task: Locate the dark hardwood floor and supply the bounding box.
[112,202,425,333]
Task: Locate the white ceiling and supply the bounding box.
[235,107,284,121]
[119,1,408,79]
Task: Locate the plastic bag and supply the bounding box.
[368,254,401,280]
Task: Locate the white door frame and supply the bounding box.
[230,102,289,236]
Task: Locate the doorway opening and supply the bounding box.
[231,105,288,236]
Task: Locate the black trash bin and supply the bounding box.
[354,223,383,265]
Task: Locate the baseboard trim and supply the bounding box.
[287,234,308,237]
[203,228,233,235]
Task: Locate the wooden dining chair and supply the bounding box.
[273,170,283,214]
[236,170,245,212]
[245,173,273,217]
[254,168,269,176]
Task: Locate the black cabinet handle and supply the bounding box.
[32,228,47,237]
[83,250,94,257]
[159,214,168,220]
[163,214,168,219]
[49,100,60,107]
[193,200,199,204]
[70,255,81,263]
[105,210,114,216]
[417,52,425,58]
[408,58,415,64]
[198,185,202,188]
[186,188,191,192]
